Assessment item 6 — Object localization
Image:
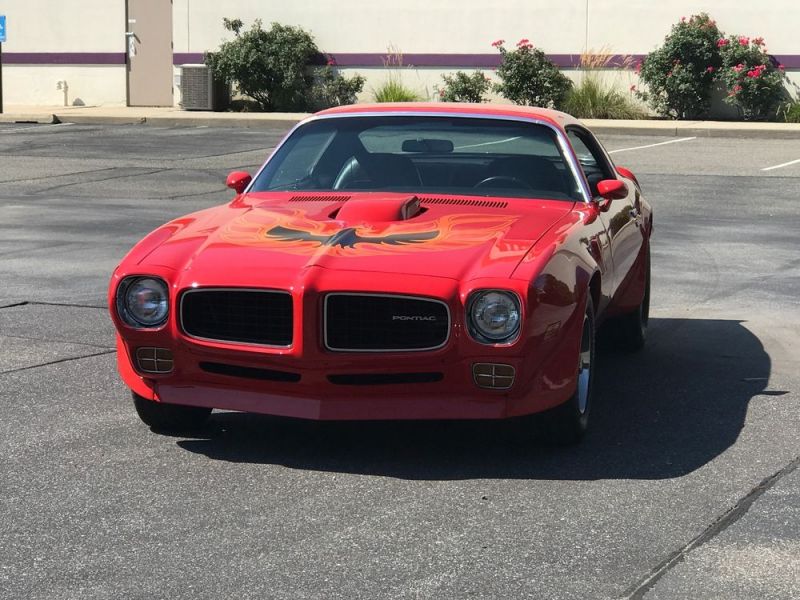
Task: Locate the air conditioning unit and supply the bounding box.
[179,64,230,111]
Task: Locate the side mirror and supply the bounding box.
[597,179,628,201]
[615,166,639,186]
[226,171,252,194]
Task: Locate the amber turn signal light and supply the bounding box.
[473,363,515,390]
[135,347,174,374]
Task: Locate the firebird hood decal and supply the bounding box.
[219,209,518,257]
[265,225,439,249]
[141,198,575,281]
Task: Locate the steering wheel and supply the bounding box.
[473,175,533,189]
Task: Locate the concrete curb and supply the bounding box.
[584,120,800,139]
[3,107,799,138]
[144,115,305,130]
[56,114,146,126]
[0,113,58,124]
[48,111,307,130]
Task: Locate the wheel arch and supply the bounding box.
[589,271,601,316]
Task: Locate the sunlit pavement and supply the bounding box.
[1,123,798,599]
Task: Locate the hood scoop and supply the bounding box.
[335,195,422,224]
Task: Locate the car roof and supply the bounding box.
[313,102,581,132]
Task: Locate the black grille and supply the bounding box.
[181,289,292,346]
[200,362,300,382]
[325,294,449,351]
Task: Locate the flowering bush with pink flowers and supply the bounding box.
[717,35,788,119]
[636,13,723,119]
[493,39,572,108]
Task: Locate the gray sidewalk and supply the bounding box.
[2,103,800,138]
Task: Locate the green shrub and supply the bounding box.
[718,36,788,120]
[563,51,647,119]
[493,39,572,109]
[439,71,492,103]
[373,80,421,102]
[636,14,723,119]
[205,19,318,112]
[309,65,366,111]
[564,77,647,119]
[372,48,421,102]
[778,100,800,123]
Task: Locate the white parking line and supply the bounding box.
[608,136,697,154]
[0,123,74,134]
[455,136,521,150]
[761,158,800,172]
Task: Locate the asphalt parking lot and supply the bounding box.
[1,122,798,599]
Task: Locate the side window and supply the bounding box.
[567,128,615,197]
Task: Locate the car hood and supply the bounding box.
[140,192,574,282]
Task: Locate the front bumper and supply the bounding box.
[112,269,581,420]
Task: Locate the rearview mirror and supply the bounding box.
[597,179,628,201]
[401,138,454,153]
[226,171,252,194]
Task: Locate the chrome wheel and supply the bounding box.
[577,313,593,414]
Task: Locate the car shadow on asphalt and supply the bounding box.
[175,318,772,480]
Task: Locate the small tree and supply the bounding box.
[718,35,788,120]
[636,14,723,119]
[493,39,572,109]
[205,19,319,112]
[439,71,492,103]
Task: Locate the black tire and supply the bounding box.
[132,392,211,432]
[615,245,650,352]
[536,295,595,445]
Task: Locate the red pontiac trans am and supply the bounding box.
[109,103,652,443]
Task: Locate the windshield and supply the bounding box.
[250,116,581,201]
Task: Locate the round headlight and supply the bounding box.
[468,290,521,343]
[116,277,169,328]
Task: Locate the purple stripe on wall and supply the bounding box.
[5,51,799,70]
[331,53,506,68]
[173,52,641,68]
[774,55,800,69]
[4,52,126,65]
[173,52,204,65]
[169,52,800,70]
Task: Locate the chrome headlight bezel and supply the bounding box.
[466,290,522,344]
[115,276,169,329]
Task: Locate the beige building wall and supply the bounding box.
[587,1,795,54]
[173,0,587,54]
[178,0,796,54]
[1,0,797,107]
[3,66,127,106]
[2,1,126,106]
[2,1,124,51]
[175,0,798,107]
